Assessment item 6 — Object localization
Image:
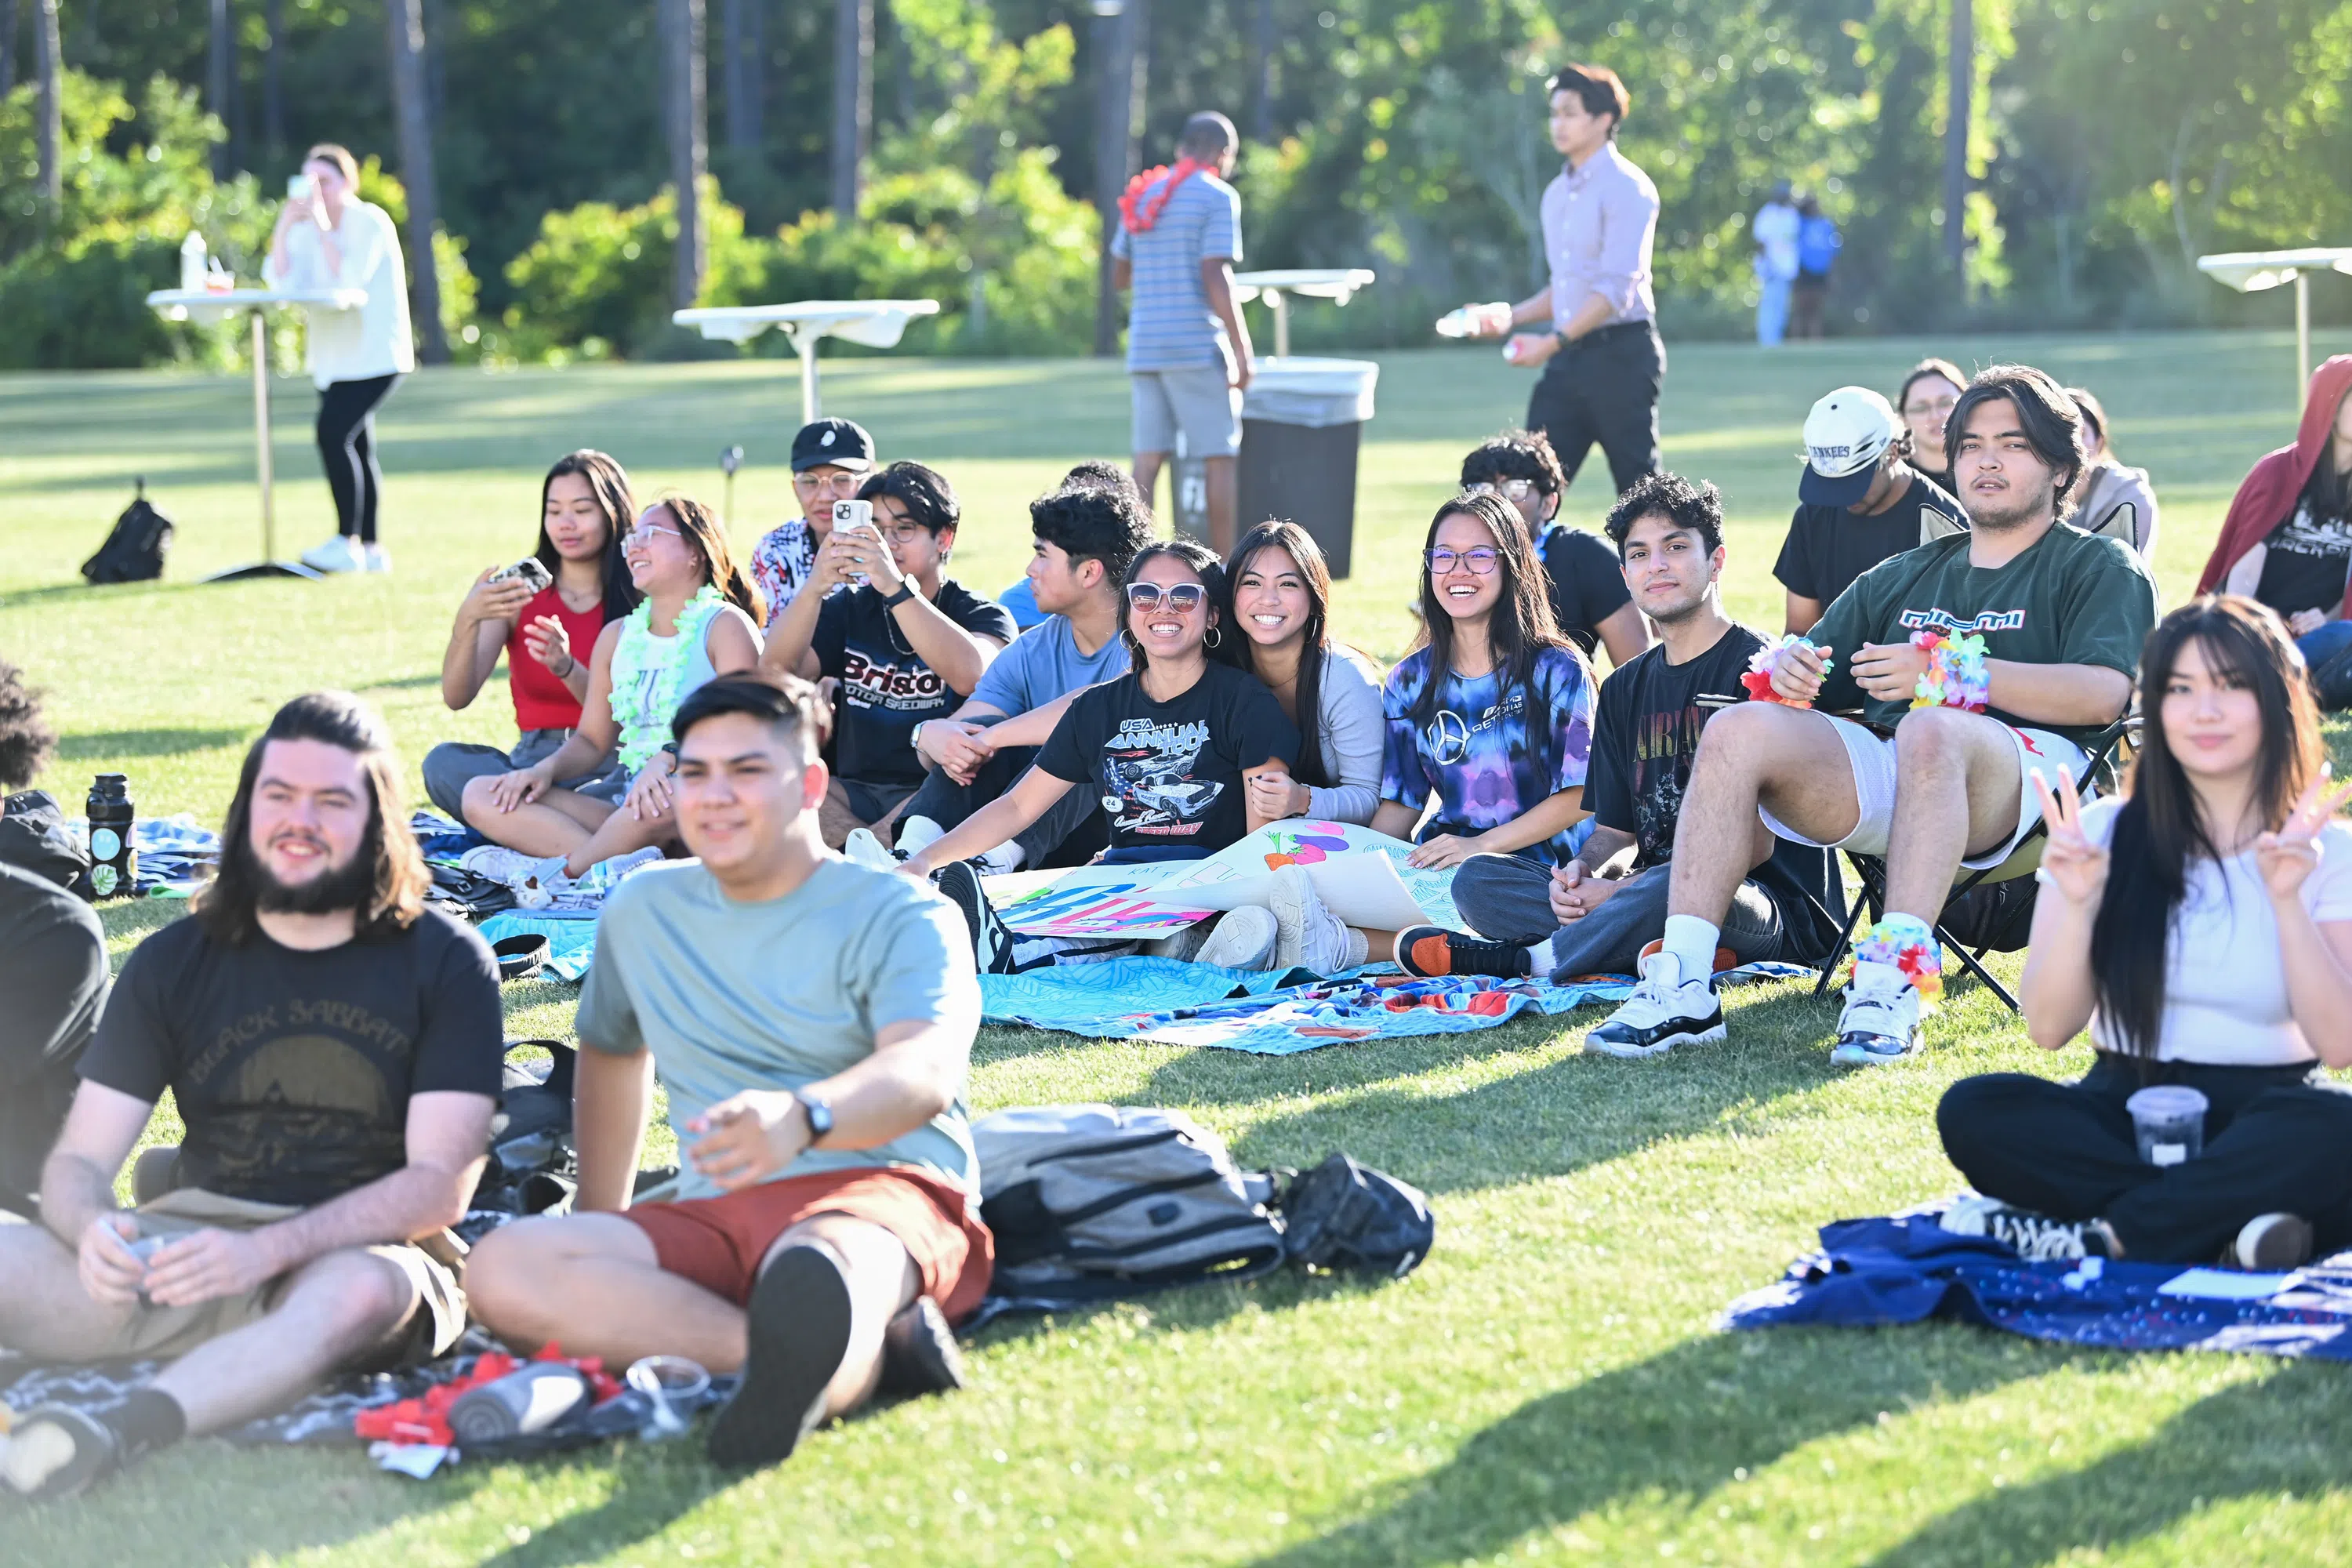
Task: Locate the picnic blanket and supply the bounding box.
[477,910,601,981]
[1723,1206,2352,1360]
[981,957,1809,1055]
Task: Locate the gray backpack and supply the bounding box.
[973,1105,1287,1307]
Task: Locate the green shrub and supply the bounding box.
[500,181,763,362]
[0,237,183,369]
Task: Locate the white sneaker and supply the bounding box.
[300,535,365,573]
[1584,948,1725,1058]
[1192,906,1279,971]
[1829,960,1923,1066]
[458,844,569,909]
[1268,863,1361,975]
[570,845,663,898]
[361,542,392,573]
[842,828,898,870]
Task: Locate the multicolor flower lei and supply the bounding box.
[1909,630,1990,712]
[1120,158,1212,235]
[1853,913,1943,1004]
[1740,633,1834,707]
[609,586,728,773]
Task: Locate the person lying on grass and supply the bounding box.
[1225,519,1385,829]
[1391,471,1837,987]
[897,539,1348,975]
[1585,364,2158,1066]
[466,676,986,1469]
[760,460,1015,851]
[459,497,763,903]
[1938,597,2352,1269]
[0,693,502,1501]
[422,448,642,821]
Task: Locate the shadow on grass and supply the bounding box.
[1851,1359,2352,1568]
[58,727,249,761]
[462,1446,740,1568]
[1246,1328,2092,1568]
[0,579,213,610]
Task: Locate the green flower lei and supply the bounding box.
[609,585,727,772]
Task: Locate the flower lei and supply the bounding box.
[1909,630,1990,712]
[1740,634,1835,707]
[609,586,727,773]
[1853,913,1943,1005]
[1120,158,1211,234]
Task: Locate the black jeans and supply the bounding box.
[1450,854,1786,980]
[1938,1054,2352,1263]
[1524,322,1663,499]
[316,372,401,542]
[898,743,1105,869]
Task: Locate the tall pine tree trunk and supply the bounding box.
[387,0,449,362]
[1,0,16,96]
[208,0,234,178]
[1091,0,1149,358]
[829,0,871,215]
[263,0,285,155]
[664,0,708,306]
[33,0,59,212]
[1944,0,1971,282]
[1249,0,1274,140]
[724,0,763,154]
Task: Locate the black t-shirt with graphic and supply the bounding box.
[1773,470,1968,610]
[2254,495,2352,619]
[1538,524,1634,658]
[1583,619,1838,958]
[79,909,503,1207]
[813,579,1019,789]
[1035,661,1300,857]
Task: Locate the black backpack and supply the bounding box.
[82,482,174,584]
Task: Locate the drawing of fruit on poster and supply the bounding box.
[1261,822,1352,869]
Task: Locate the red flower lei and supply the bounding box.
[1120,158,1212,234]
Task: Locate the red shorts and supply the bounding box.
[626,1167,994,1323]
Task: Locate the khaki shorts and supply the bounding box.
[89,1189,467,1365]
[1132,365,1243,457]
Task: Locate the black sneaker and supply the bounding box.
[706,1243,855,1468]
[877,1295,967,1399]
[1,1405,122,1501]
[933,860,1017,976]
[1940,1195,2116,1262]
[1394,925,1528,979]
[2231,1212,2314,1272]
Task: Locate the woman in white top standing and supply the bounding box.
[263,142,415,575]
[1938,596,2352,1271]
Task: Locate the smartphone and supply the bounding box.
[488,558,554,593]
[287,173,311,201]
[833,499,875,584]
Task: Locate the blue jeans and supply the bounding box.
[2295,619,2352,670]
[1755,275,1792,346]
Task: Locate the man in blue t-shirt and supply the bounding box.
[1109,110,1255,555]
[893,481,1150,872]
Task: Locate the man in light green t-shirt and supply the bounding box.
[466,676,991,1472]
[1588,365,2156,1069]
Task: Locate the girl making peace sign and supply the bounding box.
[1938,597,2352,1270]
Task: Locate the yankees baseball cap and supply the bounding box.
[790,417,876,473]
[1799,387,1900,508]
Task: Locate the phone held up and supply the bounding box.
[833,499,875,585]
[488,557,554,593]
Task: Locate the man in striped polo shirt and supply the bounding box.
[1110,111,1256,555]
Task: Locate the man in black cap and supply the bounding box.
[750,418,878,633]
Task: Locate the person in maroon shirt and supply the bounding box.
[423,451,644,817]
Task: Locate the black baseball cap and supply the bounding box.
[789,417,876,474]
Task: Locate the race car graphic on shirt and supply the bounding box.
[1096,717,1219,837]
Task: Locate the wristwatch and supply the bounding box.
[882,581,917,608]
[799,1092,834,1145]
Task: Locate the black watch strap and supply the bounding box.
[800,1093,834,1143]
[882,581,917,608]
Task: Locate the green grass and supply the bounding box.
[6,329,2352,1566]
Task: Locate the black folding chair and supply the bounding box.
[1799,714,2141,1014]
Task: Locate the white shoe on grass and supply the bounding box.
[361,542,392,573]
[1193,907,1280,971]
[1269,864,1363,975]
[1584,948,1723,1058]
[458,844,569,909]
[300,534,365,573]
[842,828,899,870]
[1829,960,1922,1066]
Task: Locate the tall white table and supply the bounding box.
[671,299,942,425]
[144,287,366,582]
[1231,269,1377,359]
[2197,249,2352,397]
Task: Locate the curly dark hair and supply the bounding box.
[1604,470,1725,558]
[0,660,56,792]
[1030,481,1153,588]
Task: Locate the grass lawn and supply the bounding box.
[5,328,2351,1566]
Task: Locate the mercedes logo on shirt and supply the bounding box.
[1427,709,1472,765]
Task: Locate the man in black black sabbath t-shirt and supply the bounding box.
[0,694,501,1501]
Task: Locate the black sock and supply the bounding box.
[102,1388,189,1457]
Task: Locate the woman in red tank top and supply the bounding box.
[420,451,643,818]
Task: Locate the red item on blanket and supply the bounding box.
[353,1344,623,1446]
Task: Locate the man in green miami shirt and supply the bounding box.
[1588,365,2156,1068]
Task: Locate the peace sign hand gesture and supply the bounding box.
[2254,767,2352,903]
[2031,766,2107,909]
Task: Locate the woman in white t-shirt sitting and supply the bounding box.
[263,142,415,575]
[1939,596,2352,1270]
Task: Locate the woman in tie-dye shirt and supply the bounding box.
[1372,491,1596,868]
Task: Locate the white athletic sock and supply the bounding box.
[1660,915,1721,985]
[1524,937,1556,977]
[1342,927,1370,970]
[897,815,946,855]
[977,841,1026,875]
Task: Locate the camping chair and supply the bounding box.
[1798,713,2141,1014]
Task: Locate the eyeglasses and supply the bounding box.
[1904,395,1958,418]
[878,518,928,546]
[1465,478,1538,503]
[1127,583,1207,613]
[626,521,681,545]
[793,471,864,497]
[1425,546,1500,575]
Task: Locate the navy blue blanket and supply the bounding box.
[1725,1210,2352,1359]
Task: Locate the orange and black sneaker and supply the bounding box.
[1395,924,1527,979]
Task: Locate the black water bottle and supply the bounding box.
[85,773,136,900]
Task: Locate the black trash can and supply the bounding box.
[1235,358,1379,579]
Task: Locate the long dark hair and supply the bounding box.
[198,692,430,946]
[652,495,765,627]
[535,449,641,622]
[1227,520,1336,788]
[1119,539,1235,670]
[1412,491,1571,728]
[2090,597,2324,1060]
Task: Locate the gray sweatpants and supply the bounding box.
[1450,853,1788,982]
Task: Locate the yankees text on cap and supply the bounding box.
[1798,386,1900,508]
